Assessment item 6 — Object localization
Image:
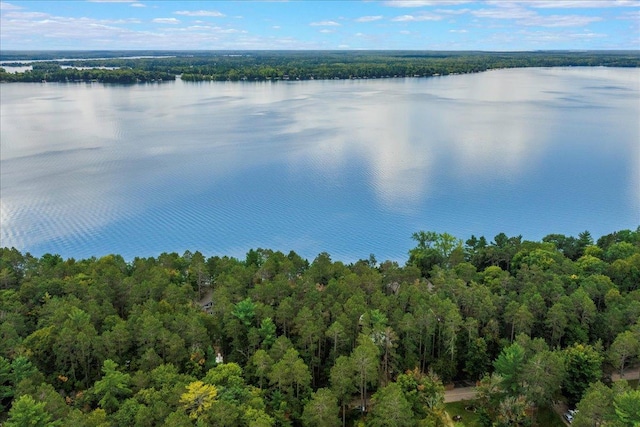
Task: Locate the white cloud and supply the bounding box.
[449,29,468,32]
[619,10,640,19]
[3,11,49,19]
[525,0,640,8]
[3,10,139,25]
[310,20,341,26]
[131,3,145,7]
[175,10,225,17]
[355,15,383,22]
[472,3,604,27]
[272,25,281,29]
[519,14,602,27]
[0,7,332,50]
[392,13,442,21]
[472,7,535,20]
[319,29,335,33]
[211,27,243,34]
[0,2,21,10]
[1,12,149,47]
[436,8,471,14]
[385,0,471,7]
[88,0,137,2]
[176,25,244,34]
[519,28,608,43]
[110,18,141,24]
[153,18,180,24]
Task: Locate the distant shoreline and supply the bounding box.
[2,50,639,83]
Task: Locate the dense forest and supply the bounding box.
[1,50,639,83]
[1,227,639,426]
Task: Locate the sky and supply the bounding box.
[0,0,639,51]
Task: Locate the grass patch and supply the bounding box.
[534,406,565,427]
[445,402,565,427]
[445,400,482,427]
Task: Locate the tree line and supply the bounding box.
[1,227,639,426]
[0,63,175,84]
[1,50,639,83]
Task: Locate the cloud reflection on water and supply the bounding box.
[0,67,638,259]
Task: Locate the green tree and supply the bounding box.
[350,335,379,411]
[275,297,295,337]
[408,231,463,275]
[22,383,70,423]
[613,389,640,426]
[546,301,569,346]
[608,330,640,378]
[269,348,311,399]
[493,342,526,395]
[259,317,277,349]
[396,368,445,423]
[250,349,273,390]
[475,373,505,422]
[6,394,58,427]
[465,337,491,380]
[233,298,257,328]
[573,381,614,427]
[325,320,346,356]
[368,382,414,427]
[0,356,14,412]
[330,356,356,427]
[496,395,530,427]
[563,343,603,406]
[54,305,98,387]
[522,350,565,408]
[93,359,132,413]
[100,316,133,366]
[302,388,340,427]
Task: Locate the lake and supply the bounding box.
[1,67,638,263]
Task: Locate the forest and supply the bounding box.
[1,227,640,426]
[1,50,639,83]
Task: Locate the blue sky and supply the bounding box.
[1,0,639,51]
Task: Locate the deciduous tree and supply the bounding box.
[563,343,603,407]
[179,380,218,420]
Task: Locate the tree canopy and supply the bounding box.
[1,226,639,425]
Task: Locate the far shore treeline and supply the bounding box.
[1,227,640,426]
[1,50,639,84]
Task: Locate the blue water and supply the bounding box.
[1,67,638,262]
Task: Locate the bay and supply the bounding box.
[1,67,638,262]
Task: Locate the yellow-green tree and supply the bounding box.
[180,380,218,419]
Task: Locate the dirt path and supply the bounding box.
[444,386,476,403]
[611,366,640,382]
